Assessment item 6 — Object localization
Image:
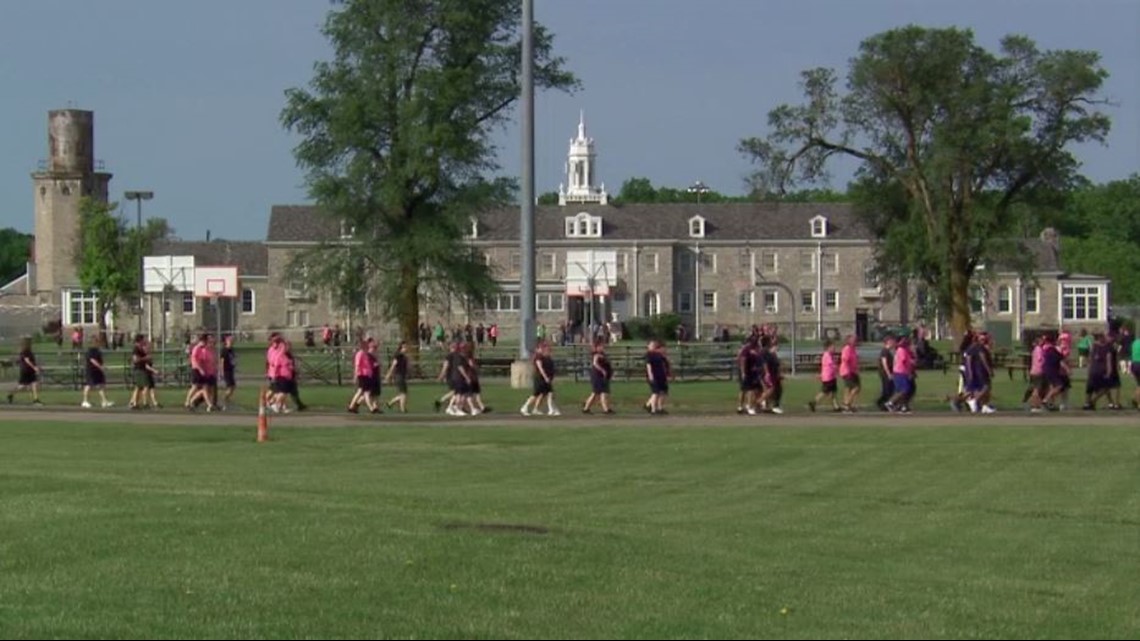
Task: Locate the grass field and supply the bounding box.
[2,418,1138,639]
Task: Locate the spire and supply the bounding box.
[560,110,607,206]
[577,110,586,140]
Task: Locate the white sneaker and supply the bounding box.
[102,401,114,408]
[982,405,996,414]
[746,408,757,416]
[770,407,784,415]
[548,408,562,416]
[966,399,979,413]
[81,401,92,409]
[520,406,531,416]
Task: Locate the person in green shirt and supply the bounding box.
[1076,329,1093,368]
[1130,329,1140,410]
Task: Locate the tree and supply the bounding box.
[612,177,752,205]
[281,0,577,346]
[0,228,33,285]
[73,198,166,331]
[739,26,1111,335]
[537,191,560,205]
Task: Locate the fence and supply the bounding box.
[0,341,907,389]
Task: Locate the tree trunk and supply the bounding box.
[396,262,420,353]
[948,266,973,338]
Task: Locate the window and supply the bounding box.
[761,251,778,274]
[467,217,479,240]
[286,266,311,299]
[1025,287,1040,314]
[286,310,309,327]
[969,287,985,315]
[679,251,693,274]
[484,294,521,312]
[616,252,628,275]
[644,290,660,316]
[678,292,693,313]
[997,286,1012,314]
[1061,285,1104,321]
[536,293,564,312]
[862,263,879,289]
[824,289,839,311]
[541,253,557,276]
[182,291,196,314]
[509,252,522,275]
[738,291,754,310]
[800,251,817,273]
[241,288,255,314]
[738,251,752,271]
[63,290,98,325]
[564,212,603,238]
[800,290,816,313]
[810,216,828,238]
[338,221,356,239]
[702,290,717,311]
[762,289,779,314]
[286,310,295,327]
[689,215,706,238]
[700,252,716,273]
[822,253,839,273]
[642,252,659,274]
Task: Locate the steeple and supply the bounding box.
[558,110,608,206]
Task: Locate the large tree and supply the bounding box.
[281,0,576,345]
[739,26,1110,334]
[0,228,33,285]
[73,198,169,331]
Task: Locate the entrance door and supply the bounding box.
[855,308,870,342]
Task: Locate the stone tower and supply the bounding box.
[558,111,608,205]
[31,109,113,302]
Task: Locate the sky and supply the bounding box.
[0,0,1136,241]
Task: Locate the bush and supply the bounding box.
[624,313,682,341]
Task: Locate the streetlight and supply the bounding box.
[687,180,710,205]
[124,190,154,334]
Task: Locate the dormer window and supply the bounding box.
[689,215,706,239]
[565,211,602,238]
[339,220,356,239]
[810,215,828,238]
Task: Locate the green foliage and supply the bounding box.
[0,228,32,284]
[740,26,1112,333]
[1061,235,1140,304]
[73,199,162,328]
[623,312,682,341]
[281,0,577,344]
[537,191,560,205]
[612,177,756,205]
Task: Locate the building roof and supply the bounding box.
[152,240,268,277]
[267,202,871,244]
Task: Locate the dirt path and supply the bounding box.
[2,406,1137,429]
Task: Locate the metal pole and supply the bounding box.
[519,0,535,359]
[136,198,143,335]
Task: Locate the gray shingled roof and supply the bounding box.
[267,202,870,243]
[152,240,268,276]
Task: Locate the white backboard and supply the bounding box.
[194,266,239,298]
[143,256,195,293]
[565,250,616,296]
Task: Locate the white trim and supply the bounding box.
[810,215,828,238]
[689,215,706,239]
[181,291,196,315]
[62,289,99,326]
[1059,282,1107,322]
[241,287,256,315]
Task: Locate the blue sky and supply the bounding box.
[0,0,1136,240]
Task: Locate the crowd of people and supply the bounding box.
[5,322,1138,416]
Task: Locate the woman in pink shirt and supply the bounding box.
[347,339,379,414]
[1024,336,1047,410]
[839,335,861,412]
[886,338,916,413]
[810,341,841,412]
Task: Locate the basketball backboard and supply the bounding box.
[143,256,195,293]
[194,266,239,298]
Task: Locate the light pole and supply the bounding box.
[687,180,710,205]
[124,190,154,334]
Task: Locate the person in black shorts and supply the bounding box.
[368,339,384,413]
[81,333,113,409]
[521,341,558,416]
[8,337,42,406]
[876,335,896,411]
[736,339,761,415]
[582,341,614,414]
[464,342,490,414]
[384,341,410,413]
[1104,335,1123,410]
[220,334,237,410]
[129,334,160,409]
[1083,333,1111,410]
[644,340,671,415]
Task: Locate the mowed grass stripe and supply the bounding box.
[1,422,1138,639]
